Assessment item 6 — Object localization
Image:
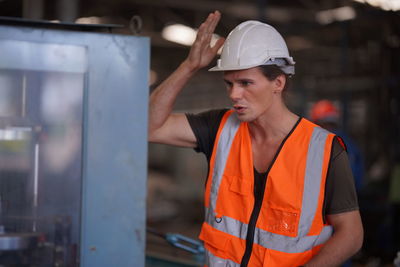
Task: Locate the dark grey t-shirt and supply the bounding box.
[186,109,359,216]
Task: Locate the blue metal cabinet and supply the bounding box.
[0,20,149,267]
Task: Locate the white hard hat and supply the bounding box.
[209,20,295,75]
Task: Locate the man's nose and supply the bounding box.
[229,86,242,101]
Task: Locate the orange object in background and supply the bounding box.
[310,100,340,123]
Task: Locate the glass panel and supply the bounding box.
[0,71,25,117]
[0,40,86,267]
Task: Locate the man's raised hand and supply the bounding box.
[183,11,225,72]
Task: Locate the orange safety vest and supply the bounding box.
[199,110,336,267]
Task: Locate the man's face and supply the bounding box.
[223,67,281,122]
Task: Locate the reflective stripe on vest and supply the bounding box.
[205,207,333,253]
[205,112,333,254]
[209,112,241,214]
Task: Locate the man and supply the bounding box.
[149,11,363,267]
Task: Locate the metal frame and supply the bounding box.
[0,21,149,267]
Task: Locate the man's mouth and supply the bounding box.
[233,105,246,113]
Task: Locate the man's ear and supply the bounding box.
[274,74,286,92]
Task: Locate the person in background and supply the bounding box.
[149,11,363,266]
[310,100,364,192]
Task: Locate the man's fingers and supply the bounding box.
[195,22,206,42]
[201,11,221,49]
[196,10,220,40]
[207,11,221,34]
[211,37,225,54]
[191,11,222,61]
[195,13,213,45]
[201,13,214,33]
[203,13,219,44]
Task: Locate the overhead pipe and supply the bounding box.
[23,0,44,20]
[57,0,79,22]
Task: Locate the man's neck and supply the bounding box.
[248,104,299,144]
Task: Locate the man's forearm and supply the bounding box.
[304,228,363,266]
[148,61,196,133]
[305,211,363,267]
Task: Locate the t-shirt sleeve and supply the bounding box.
[185,109,228,160]
[324,137,359,215]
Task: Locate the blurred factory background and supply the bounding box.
[1,0,400,266]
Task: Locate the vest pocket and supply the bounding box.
[264,248,312,267]
[263,207,300,237]
[228,176,252,196]
[199,222,231,252]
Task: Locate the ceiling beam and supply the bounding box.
[131,0,316,23]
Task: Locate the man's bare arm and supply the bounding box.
[304,210,363,267]
[148,11,224,147]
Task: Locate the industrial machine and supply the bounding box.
[0,17,149,266]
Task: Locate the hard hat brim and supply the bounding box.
[208,64,257,72]
[208,63,295,75]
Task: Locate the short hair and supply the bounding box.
[258,65,291,102]
[258,65,290,91]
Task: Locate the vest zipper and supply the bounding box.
[240,117,302,267]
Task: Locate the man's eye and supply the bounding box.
[225,82,233,88]
[241,81,251,86]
